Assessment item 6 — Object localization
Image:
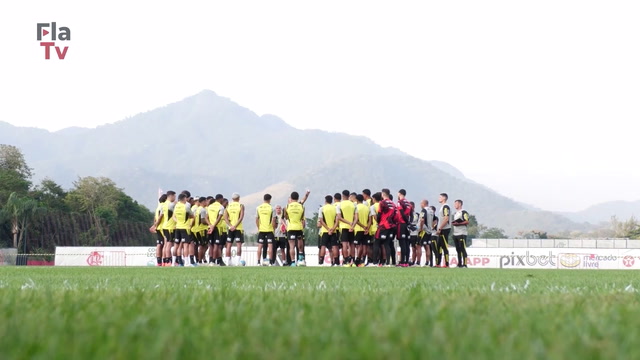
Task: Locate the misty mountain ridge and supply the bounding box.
[0,90,586,236]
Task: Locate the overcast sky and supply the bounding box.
[1,0,639,212]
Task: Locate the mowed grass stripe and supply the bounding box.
[0,268,638,360]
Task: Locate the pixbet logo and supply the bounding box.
[499,251,556,268]
[37,22,70,59]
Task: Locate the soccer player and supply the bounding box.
[417,200,433,267]
[172,193,194,266]
[337,189,358,267]
[354,194,370,267]
[368,192,381,266]
[378,189,397,267]
[396,189,412,267]
[362,189,372,207]
[318,195,339,266]
[152,190,176,266]
[189,197,201,264]
[284,191,306,266]
[273,205,288,265]
[193,197,209,264]
[149,193,167,266]
[206,194,225,266]
[256,194,276,266]
[388,193,397,266]
[409,201,420,266]
[452,199,470,268]
[220,198,230,262]
[224,193,245,266]
[429,205,438,267]
[435,193,451,268]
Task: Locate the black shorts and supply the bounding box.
[275,237,287,249]
[227,230,244,244]
[409,235,418,246]
[389,227,397,241]
[378,228,394,244]
[208,228,222,245]
[320,233,338,248]
[258,231,275,244]
[191,231,200,245]
[398,224,409,240]
[287,230,304,241]
[162,229,174,244]
[156,230,165,245]
[420,233,432,246]
[340,230,355,243]
[174,229,190,243]
[353,231,365,245]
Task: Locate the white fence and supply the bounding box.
[471,239,640,249]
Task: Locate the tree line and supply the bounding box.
[0,144,154,255]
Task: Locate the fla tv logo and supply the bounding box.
[37,22,70,60]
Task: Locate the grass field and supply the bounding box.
[1,267,639,360]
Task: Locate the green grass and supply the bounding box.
[1,267,639,360]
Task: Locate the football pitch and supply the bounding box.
[1,268,638,360]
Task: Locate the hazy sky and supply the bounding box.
[1,1,639,212]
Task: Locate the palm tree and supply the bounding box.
[2,192,42,250]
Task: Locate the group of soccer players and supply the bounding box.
[149,188,471,268]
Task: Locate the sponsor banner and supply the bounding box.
[466,248,640,269]
[56,246,340,267]
[53,246,640,269]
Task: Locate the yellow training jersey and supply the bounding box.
[339,200,356,230]
[286,202,305,231]
[256,203,275,233]
[190,205,200,232]
[369,203,379,235]
[162,201,176,231]
[355,203,369,232]
[319,204,337,235]
[174,202,192,230]
[207,202,224,229]
[155,203,164,231]
[226,202,244,231]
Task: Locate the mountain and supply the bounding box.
[0,90,584,236]
[563,201,640,225]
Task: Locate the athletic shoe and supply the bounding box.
[357,263,365,268]
[350,263,356,268]
[298,260,306,267]
[290,262,297,267]
[190,263,198,267]
[462,265,468,268]
[208,262,216,267]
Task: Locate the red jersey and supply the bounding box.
[378,199,397,230]
[396,198,411,224]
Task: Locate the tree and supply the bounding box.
[610,216,640,239]
[65,177,121,240]
[303,212,320,246]
[0,145,32,205]
[0,144,33,179]
[2,192,42,249]
[480,227,507,239]
[466,214,484,238]
[518,230,548,239]
[31,178,68,212]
